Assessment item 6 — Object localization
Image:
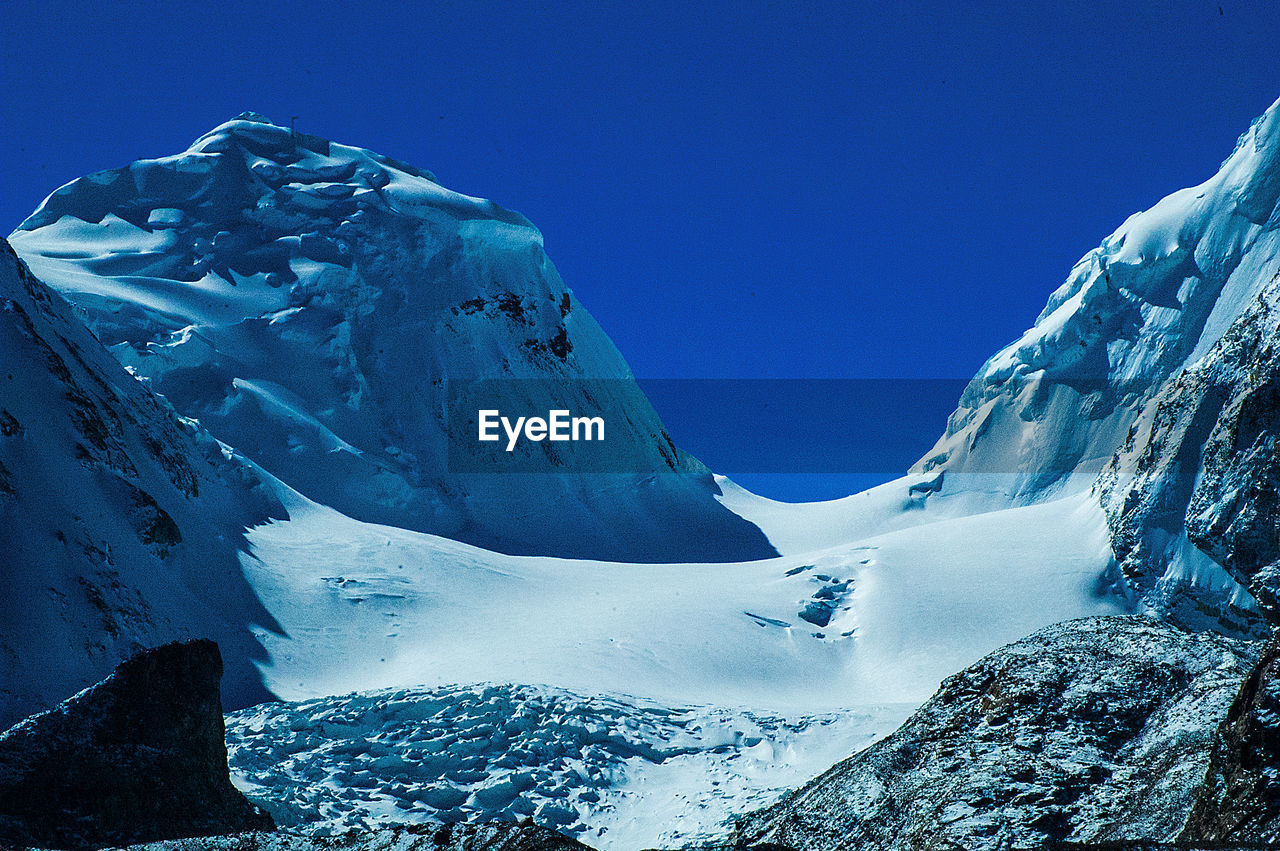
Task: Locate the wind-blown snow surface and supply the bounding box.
[8,113,771,563]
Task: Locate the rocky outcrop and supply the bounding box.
[0,640,273,849]
[1182,633,1280,843]
[733,616,1261,851]
[115,823,590,851]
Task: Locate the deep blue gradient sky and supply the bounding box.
[3,1,1280,500]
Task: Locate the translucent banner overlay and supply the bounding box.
[446,378,988,475]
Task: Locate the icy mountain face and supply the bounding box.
[910,98,1280,631]
[0,239,281,727]
[734,616,1261,851]
[9,114,772,562]
[917,99,1280,507]
[1096,268,1280,635]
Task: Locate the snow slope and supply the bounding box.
[712,470,1017,557]
[203,467,1127,847]
[0,239,282,727]
[239,477,1125,712]
[8,113,772,563]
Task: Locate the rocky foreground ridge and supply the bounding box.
[734,617,1276,850]
[0,640,272,848]
[12,621,1280,851]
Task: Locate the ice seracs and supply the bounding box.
[918,97,1280,506]
[908,96,1280,633]
[224,682,903,848]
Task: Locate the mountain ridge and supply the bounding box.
[913,95,1280,633]
[0,238,283,727]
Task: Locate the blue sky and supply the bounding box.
[3,1,1279,499]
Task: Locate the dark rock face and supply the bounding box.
[1182,634,1280,843]
[0,640,273,849]
[411,822,589,851]
[733,617,1260,851]
[1182,297,1280,623]
[1053,843,1274,850]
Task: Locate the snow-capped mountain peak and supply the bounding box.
[10,114,774,562]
